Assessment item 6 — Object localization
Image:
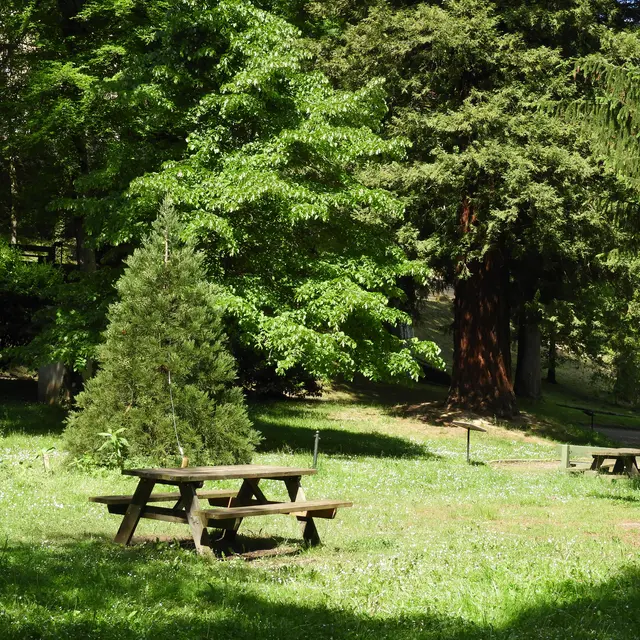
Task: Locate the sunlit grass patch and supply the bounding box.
[3,389,640,639]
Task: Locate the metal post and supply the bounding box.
[466,428,471,464]
[313,430,320,468]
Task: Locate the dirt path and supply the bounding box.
[594,425,640,447]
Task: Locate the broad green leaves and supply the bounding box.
[120,0,440,382]
[4,0,440,384]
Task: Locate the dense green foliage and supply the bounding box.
[22,269,119,372]
[128,0,442,382]
[568,30,640,187]
[3,0,640,405]
[65,202,259,466]
[0,0,442,390]
[296,0,640,409]
[0,240,60,352]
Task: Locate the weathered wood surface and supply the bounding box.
[98,465,349,553]
[217,477,266,543]
[107,505,190,524]
[123,465,317,482]
[452,421,487,464]
[589,448,640,456]
[555,444,621,458]
[452,421,487,433]
[113,479,155,546]
[198,499,352,521]
[557,444,640,469]
[89,489,237,505]
[590,451,640,477]
[284,476,321,545]
[179,483,211,555]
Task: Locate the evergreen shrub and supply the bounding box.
[64,201,260,466]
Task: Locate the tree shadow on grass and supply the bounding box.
[250,403,435,460]
[331,379,485,430]
[44,530,305,561]
[332,380,621,447]
[0,396,66,436]
[588,477,640,503]
[589,492,640,504]
[2,540,640,639]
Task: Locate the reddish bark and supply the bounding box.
[448,200,517,417]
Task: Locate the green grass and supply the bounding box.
[3,387,640,639]
[415,295,640,438]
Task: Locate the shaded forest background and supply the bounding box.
[3,0,640,417]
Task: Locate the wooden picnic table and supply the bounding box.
[90,465,352,555]
[589,449,640,477]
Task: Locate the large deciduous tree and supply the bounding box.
[128,0,443,384]
[4,0,443,387]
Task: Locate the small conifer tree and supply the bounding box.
[64,200,260,466]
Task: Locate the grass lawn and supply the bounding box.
[2,383,640,639]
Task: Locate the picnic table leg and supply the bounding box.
[591,455,604,471]
[218,478,260,543]
[178,483,212,555]
[284,476,321,546]
[613,457,626,475]
[114,479,155,546]
[624,457,640,478]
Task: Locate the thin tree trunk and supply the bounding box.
[547,332,557,384]
[514,314,542,400]
[8,157,17,244]
[448,201,516,417]
[74,215,96,272]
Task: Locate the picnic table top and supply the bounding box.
[123,464,317,482]
[589,448,640,457]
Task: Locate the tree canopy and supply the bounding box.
[2,0,640,413]
[1,0,443,387]
[299,0,640,413]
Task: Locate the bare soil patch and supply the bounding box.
[594,426,640,447]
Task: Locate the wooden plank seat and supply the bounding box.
[197,499,352,529]
[90,489,237,517]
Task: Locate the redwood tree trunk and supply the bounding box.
[448,250,517,417]
[514,315,542,400]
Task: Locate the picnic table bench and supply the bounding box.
[90,465,352,554]
[557,444,640,477]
